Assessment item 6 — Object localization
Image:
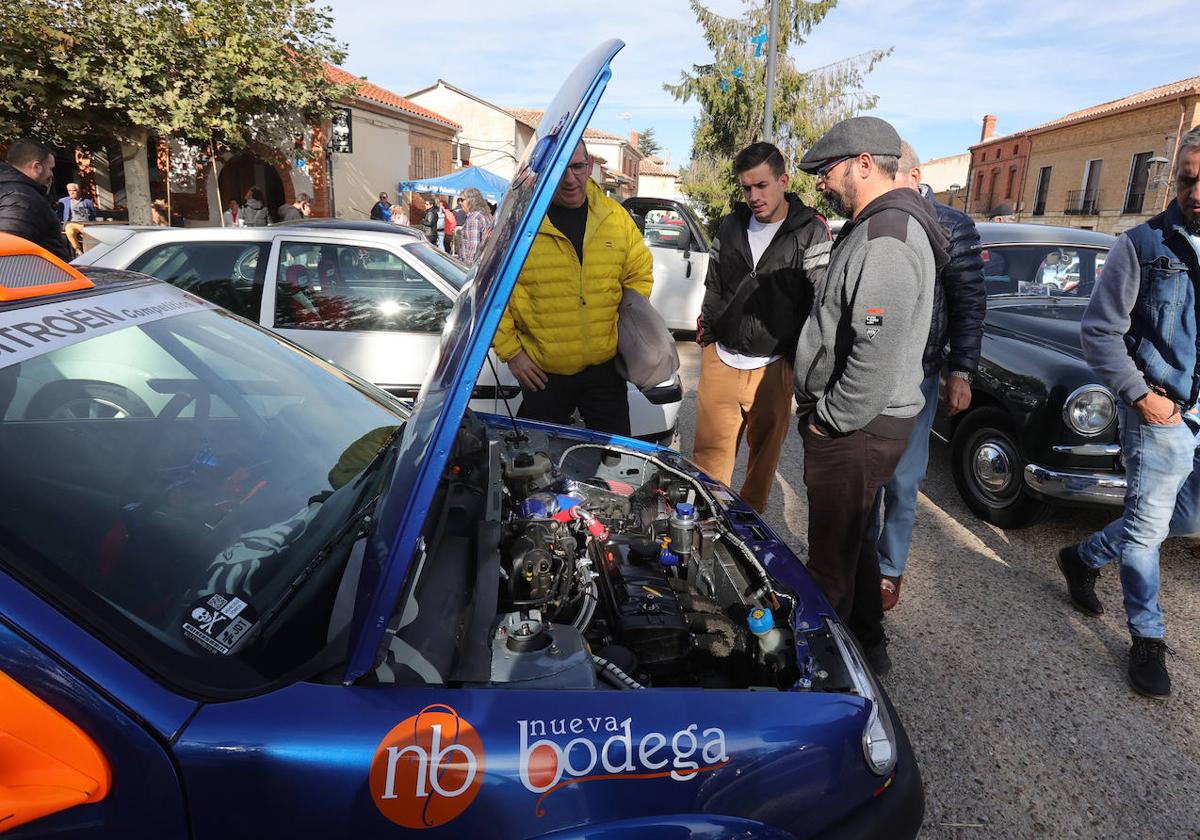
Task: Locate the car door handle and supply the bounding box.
[685,258,692,279]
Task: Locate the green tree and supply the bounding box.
[0,0,350,223]
[636,127,662,158]
[666,0,889,231]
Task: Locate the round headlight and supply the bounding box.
[1063,385,1116,436]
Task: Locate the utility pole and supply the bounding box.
[763,0,779,143]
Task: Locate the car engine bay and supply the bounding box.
[363,412,859,693]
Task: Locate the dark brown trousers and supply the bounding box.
[801,420,912,650]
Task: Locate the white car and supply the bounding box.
[78,221,682,443]
[622,198,710,332]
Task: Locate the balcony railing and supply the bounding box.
[1065,189,1101,215]
[1124,191,1146,214]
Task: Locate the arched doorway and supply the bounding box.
[218,152,286,222]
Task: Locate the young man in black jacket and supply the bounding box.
[691,143,830,513]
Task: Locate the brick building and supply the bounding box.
[965,76,1200,233]
[1018,76,1200,234]
[965,115,1032,218]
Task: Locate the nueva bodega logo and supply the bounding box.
[369,704,486,829]
[519,716,730,816]
[370,707,731,828]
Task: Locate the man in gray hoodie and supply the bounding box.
[794,117,949,675]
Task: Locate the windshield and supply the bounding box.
[0,305,406,696]
[404,242,469,290]
[982,244,1108,298]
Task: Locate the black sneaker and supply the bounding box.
[1057,545,1103,616]
[864,641,892,678]
[1129,636,1173,699]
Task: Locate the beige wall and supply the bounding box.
[1021,98,1199,234]
[920,153,970,194]
[637,173,682,201]
[407,85,530,181]
[329,104,455,219]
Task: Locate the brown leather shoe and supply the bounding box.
[880,575,902,611]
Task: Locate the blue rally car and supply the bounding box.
[0,42,921,839]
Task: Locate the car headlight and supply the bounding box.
[827,621,898,776]
[1063,385,1116,436]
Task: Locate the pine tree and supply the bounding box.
[665,0,889,229]
[637,127,662,158]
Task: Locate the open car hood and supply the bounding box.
[344,40,624,681]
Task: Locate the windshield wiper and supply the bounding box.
[236,427,403,651]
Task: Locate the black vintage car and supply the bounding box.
[931,222,1122,528]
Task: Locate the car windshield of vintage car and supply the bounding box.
[981,244,1108,298]
[0,306,405,694]
[403,241,469,290]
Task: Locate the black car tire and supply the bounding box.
[26,380,153,421]
[950,406,1048,529]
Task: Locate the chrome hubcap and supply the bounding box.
[973,441,1013,493]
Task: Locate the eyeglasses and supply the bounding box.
[815,156,852,181]
[565,161,589,175]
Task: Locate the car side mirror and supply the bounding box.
[678,227,692,255]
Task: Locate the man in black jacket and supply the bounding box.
[691,142,830,513]
[0,139,73,262]
[872,141,986,611]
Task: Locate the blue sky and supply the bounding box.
[325,0,1196,168]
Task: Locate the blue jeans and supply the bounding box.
[869,373,940,578]
[1078,402,1200,639]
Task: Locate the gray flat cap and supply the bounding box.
[799,116,902,173]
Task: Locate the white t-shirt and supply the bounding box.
[716,215,785,370]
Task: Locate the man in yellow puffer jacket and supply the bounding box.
[494,141,653,435]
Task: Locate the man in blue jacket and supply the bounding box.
[57,182,96,256]
[1059,126,1200,699]
[872,142,986,610]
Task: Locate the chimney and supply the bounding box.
[980,115,997,142]
[630,131,640,149]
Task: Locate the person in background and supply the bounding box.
[453,196,468,254]
[439,196,457,252]
[421,194,439,245]
[389,197,410,226]
[459,192,493,266]
[870,141,986,611]
[691,142,830,514]
[370,191,391,222]
[493,140,653,435]
[988,202,1015,223]
[57,182,96,256]
[277,193,312,222]
[0,138,73,262]
[223,198,241,227]
[241,187,270,227]
[150,200,170,227]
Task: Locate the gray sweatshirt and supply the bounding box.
[794,188,949,436]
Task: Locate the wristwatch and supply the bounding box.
[949,370,973,384]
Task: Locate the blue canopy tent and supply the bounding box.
[397,166,510,205]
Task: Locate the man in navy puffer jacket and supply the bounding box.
[871,141,986,612]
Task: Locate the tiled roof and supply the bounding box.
[1027,75,1200,134]
[503,108,626,141]
[325,65,460,129]
[639,156,678,177]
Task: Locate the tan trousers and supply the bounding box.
[65,222,86,255]
[690,343,794,513]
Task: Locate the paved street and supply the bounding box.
[671,340,1200,837]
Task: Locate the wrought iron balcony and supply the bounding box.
[1065,189,1101,215]
[1123,191,1146,214]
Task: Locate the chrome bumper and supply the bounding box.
[1024,464,1125,505]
